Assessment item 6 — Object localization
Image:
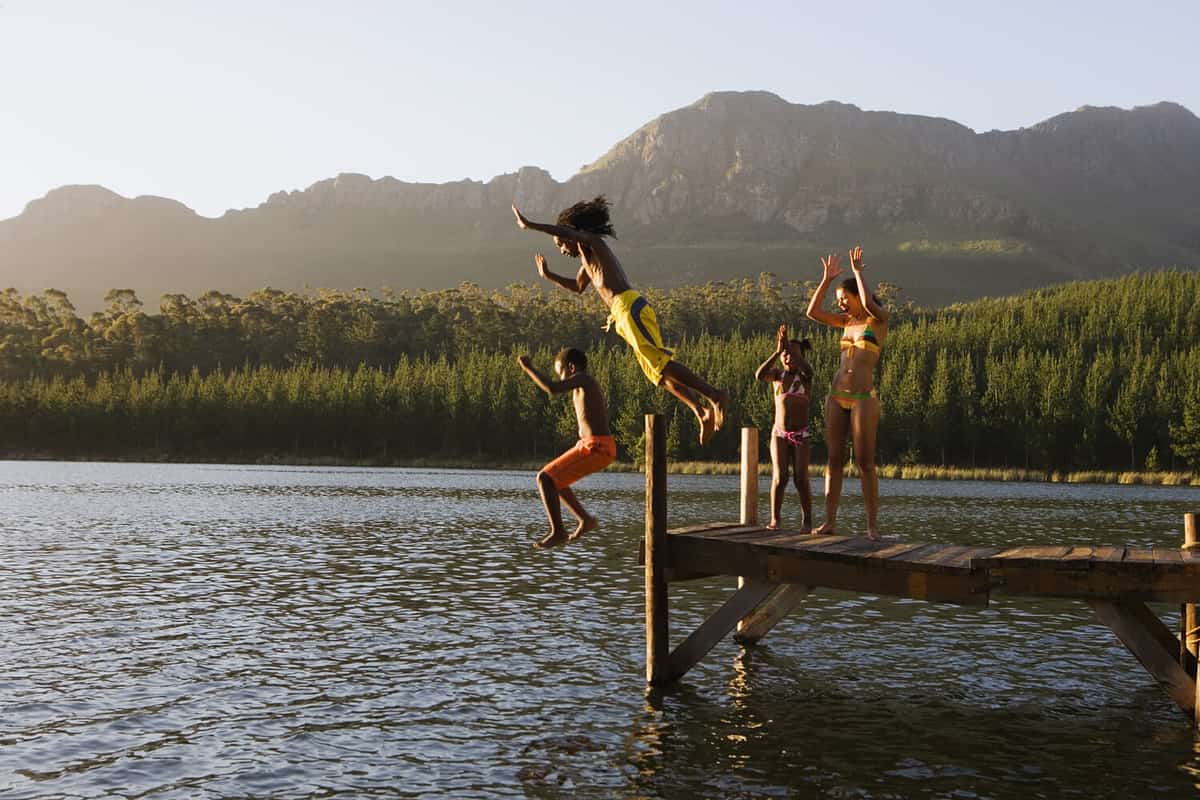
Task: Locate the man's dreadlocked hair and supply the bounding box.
[556,196,617,238]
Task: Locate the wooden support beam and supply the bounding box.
[734,584,812,645]
[644,414,670,686]
[666,579,777,681]
[1089,600,1197,716]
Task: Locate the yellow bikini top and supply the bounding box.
[840,324,881,355]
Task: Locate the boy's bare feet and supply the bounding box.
[567,515,599,542]
[813,521,836,535]
[698,407,716,445]
[712,390,730,431]
[866,527,881,542]
[533,531,569,549]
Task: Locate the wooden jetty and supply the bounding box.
[640,415,1200,724]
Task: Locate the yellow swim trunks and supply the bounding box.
[608,289,674,385]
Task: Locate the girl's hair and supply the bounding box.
[556,196,617,237]
[839,278,881,306]
[555,347,587,371]
[790,338,812,355]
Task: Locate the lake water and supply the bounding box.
[3,461,1200,798]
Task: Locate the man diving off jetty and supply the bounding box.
[512,196,730,444]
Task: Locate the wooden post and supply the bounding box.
[645,414,669,685]
[1186,513,1200,726]
[740,427,758,525]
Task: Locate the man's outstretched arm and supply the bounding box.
[516,355,586,395]
[512,203,604,246]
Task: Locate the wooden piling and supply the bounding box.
[1186,513,1200,726]
[740,427,758,526]
[644,414,669,685]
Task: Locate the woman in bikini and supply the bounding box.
[755,324,814,532]
[805,246,889,540]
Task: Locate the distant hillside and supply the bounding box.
[2,92,1198,310]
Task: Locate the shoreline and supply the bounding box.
[0,451,1195,486]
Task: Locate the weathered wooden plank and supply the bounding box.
[666,579,777,681]
[1061,546,1096,566]
[787,534,853,550]
[945,546,1002,570]
[682,525,768,540]
[734,584,812,645]
[1089,600,1196,715]
[991,567,1200,603]
[864,541,931,561]
[1124,548,1156,565]
[886,543,975,574]
[876,543,949,569]
[975,546,1072,568]
[762,553,989,606]
[920,545,977,569]
[669,522,747,536]
[1090,546,1127,567]
[1153,548,1184,566]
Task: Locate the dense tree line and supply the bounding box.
[1,271,1199,470]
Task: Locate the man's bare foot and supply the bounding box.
[567,515,599,542]
[533,530,569,549]
[698,407,716,445]
[813,521,836,535]
[866,528,881,542]
[712,390,730,431]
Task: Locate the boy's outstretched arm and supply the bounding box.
[512,203,604,246]
[516,355,587,395]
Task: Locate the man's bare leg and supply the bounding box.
[559,487,599,541]
[662,360,729,432]
[662,374,717,445]
[534,470,568,548]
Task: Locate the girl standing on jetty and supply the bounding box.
[806,247,889,539]
[755,324,814,532]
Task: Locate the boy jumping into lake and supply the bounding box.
[517,348,616,549]
[512,196,730,445]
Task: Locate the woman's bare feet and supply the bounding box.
[567,515,599,542]
[813,521,836,535]
[866,527,881,542]
[533,530,569,549]
[799,524,812,534]
[766,520,779,531]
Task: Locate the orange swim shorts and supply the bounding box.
[542,435,617,489]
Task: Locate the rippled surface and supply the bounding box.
[3,461,1200,798]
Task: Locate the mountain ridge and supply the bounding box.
[2,92,1198,311]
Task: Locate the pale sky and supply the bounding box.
[1,0,1196,221]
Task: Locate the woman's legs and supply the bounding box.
[850,397,882,539]
[769,434,791,529]
[816,396,849,534]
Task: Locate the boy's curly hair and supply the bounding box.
[556,196,617,238]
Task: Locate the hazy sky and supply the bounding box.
[1,0,1196,220]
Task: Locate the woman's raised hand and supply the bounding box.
[776,324,789,352]
[849,245,865,272]
[511,203,530,229]
[821,253,842,282]
[534,253,549,278]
